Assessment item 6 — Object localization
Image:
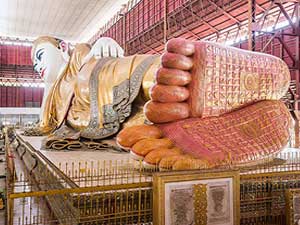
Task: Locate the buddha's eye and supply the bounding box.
[35,48,44,61]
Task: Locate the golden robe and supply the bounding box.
[35,45,160,139]
[67,55,160,139]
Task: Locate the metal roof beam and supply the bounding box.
[262,34,276,52]
[255,1,275,29]
[255,3,265,12]
[277,36,296,65]
[180,2,219,34]
[207,0,241,26]
[139,41,160,54]
[274,0,297,30]
[169,14,202,39]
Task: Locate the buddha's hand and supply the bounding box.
[144,38,194,123]
[23,124,53,136]
[83,37,124,63]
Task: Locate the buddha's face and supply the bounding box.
[33,42,69,83]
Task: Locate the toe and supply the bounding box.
[156,67,192,86]
[131,138,174,160]
[161,52,193,71]
[143,147,182,168]
[144,101,190,123]
[150,84,189,102]
[166,38,195,56]
[159,154,192,170]
[172,158,209,170]
[116,125,162,148]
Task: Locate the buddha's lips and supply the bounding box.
[40,68,46,78]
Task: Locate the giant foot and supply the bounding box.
[145,38,290,123]
[117,100,291,170]
[118,38,291,170]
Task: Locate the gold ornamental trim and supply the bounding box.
[194,184,208,225]
[81,56,156,140]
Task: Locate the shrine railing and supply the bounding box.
[4,127,300,225]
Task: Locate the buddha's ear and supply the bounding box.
[58,41,68,52]
[58,41,70,62]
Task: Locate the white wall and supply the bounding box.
[0,107,40,115]
[0,108,40,126]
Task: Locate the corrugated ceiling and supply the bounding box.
[0,0,129,42]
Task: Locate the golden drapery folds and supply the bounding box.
[33,44,91,135]
[68,55,160,139]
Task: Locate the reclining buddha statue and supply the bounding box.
[26,36,158,138]
[25,35,291,170]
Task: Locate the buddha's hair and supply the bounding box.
[31,36,64,60]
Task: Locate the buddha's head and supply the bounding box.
[31,36,70,83]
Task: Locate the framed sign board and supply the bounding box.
[153,170,240,225]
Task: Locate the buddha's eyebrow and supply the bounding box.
[36,48,44,57]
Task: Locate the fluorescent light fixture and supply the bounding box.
[0,40,33,46]
[0,82,44,88]
[38,83,45,88]
[22,83,30,87]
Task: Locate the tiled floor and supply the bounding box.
[17,131,152,187]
